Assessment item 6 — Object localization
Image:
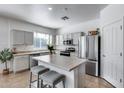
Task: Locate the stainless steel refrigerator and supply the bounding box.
[78,35,100,76]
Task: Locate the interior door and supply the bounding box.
[101,19,123,88]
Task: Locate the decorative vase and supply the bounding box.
[50,50,53,54]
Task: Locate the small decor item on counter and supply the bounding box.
[11,47,17,54]
[88,28,99,35]
[88,31,98,35]
[0,48,13,75]
[47,45,54,54]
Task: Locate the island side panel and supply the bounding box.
[77,63,86,88]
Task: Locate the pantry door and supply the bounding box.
[101,19,123,88]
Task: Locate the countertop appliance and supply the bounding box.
[60,51,70,56]
[66,47,75,52]
[78,34,100,76]
[63,39,73,45]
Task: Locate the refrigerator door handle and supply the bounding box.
[95,35,98,60]
[78,38,81,58]
[84,36,87,58]
[86,36,89,58]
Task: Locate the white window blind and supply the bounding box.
[34,32,53,48]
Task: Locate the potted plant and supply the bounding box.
[0,48,13,75]
[47,45,54,54]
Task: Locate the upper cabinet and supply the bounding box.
[25,32,33,45]
[13,30,25,45]
[56,35,63,45]
[72,33,80,45]
[12,30,33,45]
[56,32,81,46]
[67,33,72,39]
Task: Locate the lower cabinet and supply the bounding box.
[13,52,49,73]
[13,55,30,73]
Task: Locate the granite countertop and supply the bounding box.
[13,50,49,56]
[32,54,86,71]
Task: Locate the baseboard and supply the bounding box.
[99,76,115,88]
[15,68,30,73]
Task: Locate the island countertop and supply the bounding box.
[32,54,87,71]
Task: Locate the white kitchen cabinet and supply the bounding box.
[56,35,59,45]
[63,34,67,40]
[59,35,63,45]
[101,19,123,88]
[73,33,80,45]
[25,32,34,45]
[67,33,72,39]
[56,33,81,46]
[13,55,29,73]
[56,35,63,45]
[13,30,25,45]
[12,30,33,45]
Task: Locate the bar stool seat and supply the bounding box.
[31,65,49,75]
[29,65,49,88]
[40,70,65,88]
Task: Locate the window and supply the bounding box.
[34,32,53,48]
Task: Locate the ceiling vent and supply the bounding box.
[61,8,70,21]
[61,16,69,20]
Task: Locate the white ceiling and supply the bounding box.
[0,4,107,29]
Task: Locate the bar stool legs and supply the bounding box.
[29,72,44,88]
[62,79,65,88]
[37,74,40,88]
[41,79,43,88]
[29,72,32,88]
[40,70,66,88]
[29,65,49,88]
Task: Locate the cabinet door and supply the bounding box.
[13,55,29,73]
[13,30,25,45]
[63,34,67,40]
[101,19,123,88]
[56,35,59,45]
[73,33,80,45]
[25,32,34,45]
[68,33,72,39]
[59,35,63,45]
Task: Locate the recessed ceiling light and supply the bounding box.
[48,7,52,11]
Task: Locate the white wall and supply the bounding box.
[0,16,57,73]
[100,4,124,27]
[57,19,100,34]
[0,17,10,51]
[0,16,57,50]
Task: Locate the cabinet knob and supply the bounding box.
[102,54,106,57]
[120,79,122,83]
[120,52,122,56]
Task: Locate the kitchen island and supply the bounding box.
[32,54,86,88]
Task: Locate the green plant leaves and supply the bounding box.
[0,48,13,63]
